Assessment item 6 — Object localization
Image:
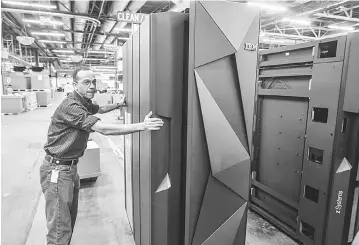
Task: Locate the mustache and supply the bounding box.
[87,89,97,93]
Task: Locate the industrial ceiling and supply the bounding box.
[1,0,359,71]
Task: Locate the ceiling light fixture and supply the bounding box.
[31,32,65,37]
[16,36,34,45]
[90,66,116,69]
[87,50,115,54]
[282,17,311,26]
[113,28,132,33]
[2,1,56,9]
[328,25,355,31]
[84,58,109,61]
[39,40,67,44]
[247,2,287,12]
[52,50,75,53]
[23,19,63,26]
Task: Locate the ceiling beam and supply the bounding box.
[262,0,351,28]
[314,13,359,23]
[1,8,101,26]
[262,32,317,40]
[27,28,124,36]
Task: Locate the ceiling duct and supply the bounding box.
[102,1,146,48]
[58,0,73,48]
[92,0,130,51]
[74,0,90,49]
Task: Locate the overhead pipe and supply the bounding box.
[1,7,100,26]
[82,0,107,63]
[101,1,146,48]
[74,0,91,49]
[2,12,61,66]
[58,0,73,48]
[92,0,130,50]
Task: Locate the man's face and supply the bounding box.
[74,70,97,99]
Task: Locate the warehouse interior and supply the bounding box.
[1,1,359,245]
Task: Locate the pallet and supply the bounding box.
[2,112,23,115]
[13,89,31,92]
[32,89,51,92]
[38,104,52,108]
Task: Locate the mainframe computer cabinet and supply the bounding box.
[123,12,188,245]
[252,32,359,245]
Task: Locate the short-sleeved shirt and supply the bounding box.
[44,91,100,160]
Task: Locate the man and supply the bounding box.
[40,66,164,245]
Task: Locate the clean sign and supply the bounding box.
[117,12,145,24]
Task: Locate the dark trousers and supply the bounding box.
[39,160,80,245]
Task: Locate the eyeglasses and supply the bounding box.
[81,79,97,86]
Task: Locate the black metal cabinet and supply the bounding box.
[123,12,188,245]
[252,33,359,245]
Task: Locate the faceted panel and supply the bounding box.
[201,203,247,245]
[200,0,260,50]
[214,159,250,200]
[232,207,248,245]
[196,56,249,152]
[156,173,171,193]
[192,177,246,245]
[235,15,260,153]
[195,71,250,175]
[194,1,236,68]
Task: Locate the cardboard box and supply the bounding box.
[93,93,113,105]
[10,72,31,90]
[21,92,37,110]
[36,90,53,106]
[1,95,25,114]
[78,141,101,179]
[30,72,51,90]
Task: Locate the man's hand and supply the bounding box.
[119,95,126,108]
[143,111,164,131]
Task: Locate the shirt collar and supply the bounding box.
[73,90,93,109]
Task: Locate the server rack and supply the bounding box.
[123,12,188,245]
[251,33,359,245]
[184,1,260,245]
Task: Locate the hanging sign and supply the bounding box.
[117,12,145,24]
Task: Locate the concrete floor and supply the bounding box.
[1,92,298,245]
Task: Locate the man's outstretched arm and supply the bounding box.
[97,103,123,114]
[97,95,126,114]
[91,111,163,135]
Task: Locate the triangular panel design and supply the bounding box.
[156,173,171,193]
[235,15,260,154]
[195,71,250,175]
[201,203,247,245]
[195,1,236,68]
[233,207,248,245]
[336,157,352,173]
[200,1,260,50]
[196,56,249,152]
[192,177,246,245]
[214,159,250,200]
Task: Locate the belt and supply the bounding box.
[45,155,78,166]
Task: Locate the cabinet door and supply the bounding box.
[124,37,134,232]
